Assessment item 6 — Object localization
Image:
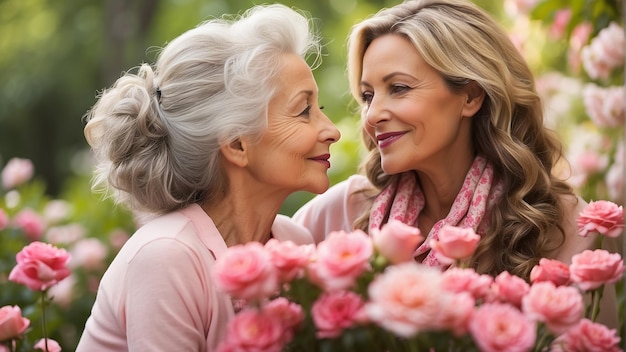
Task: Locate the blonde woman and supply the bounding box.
[293,0,618,328]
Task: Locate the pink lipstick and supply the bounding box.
[309,154,331,168]
[376,132,406,148]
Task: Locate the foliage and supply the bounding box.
[1,0,620,212]
[525,0,624,204]
[0,0,394,198]
[0,158,136,351]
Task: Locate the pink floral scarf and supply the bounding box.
[369,155,504,267]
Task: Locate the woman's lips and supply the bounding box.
[376,132,406,148]
[309,154,331,168]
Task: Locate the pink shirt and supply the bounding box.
[76,203,313,352]
[293,175,371,244]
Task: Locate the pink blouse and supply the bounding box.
[293,175,372,244]
[76,203,313,352]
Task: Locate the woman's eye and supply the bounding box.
[361,92,373,105]
[299,105,312,116]
[391,84,410,94]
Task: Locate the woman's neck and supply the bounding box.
[200,192,283,247]
[416,154,475,223]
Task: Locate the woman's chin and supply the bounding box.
[304,179,330,195]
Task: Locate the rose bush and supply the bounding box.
[213,201,624,352]
[1,241,71,352]
[526,0,624,203]
[0,157,136,351]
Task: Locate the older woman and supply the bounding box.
[75,4,340,351]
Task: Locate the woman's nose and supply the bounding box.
[363,95,390,127]
[320,112,341,143]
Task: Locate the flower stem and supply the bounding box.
[591,286,604,322]
[40,290,49,352]
[533,325,551,352]
[595,235,604,250]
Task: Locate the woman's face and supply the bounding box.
[246,53,340,195]
[359,34,474,175]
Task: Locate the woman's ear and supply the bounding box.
[220,138,248,167]
[462,81,485,118]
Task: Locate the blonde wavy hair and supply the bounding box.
[83,4,321,216]
[348,0,574,279]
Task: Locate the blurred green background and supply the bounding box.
[0,0,505,216]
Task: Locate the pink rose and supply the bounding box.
[551,318,622,352]
[582,84,623,129]
[262,297,303,331]
[1,158,34,189]
[42,200,71,224]
[8,241,71,291]
[371,220,423,264]
[568,22,593,72]
[606,162,624,203]
[46,224,86,246]
[441,267,493,301]
[581,23,624,80]
[570,249,625,291]
[12,208,46,241]
[577,200,624,238]
[491,271,530,307]
[581,45,611,80]
[548,9,571,39]
[530,258,570,286]
[522,281,584,334]
[435,292,475,336]
[602,86,625,127]
[261,298,303,344]
[509,0,539,15]
[34,338,62,352]
[212,242,278,301]
[307,230,373,292]
[48,274,76,309]
[218,308,284,352]
[108,229,129,250]
[70,238,108,271]
[312,291,364,338]
[430,225,480,263]
[264,239,313,283]
[365,263,450,337]
[469,302,536,352]
[0,305,30,341]
[574,150,609,174]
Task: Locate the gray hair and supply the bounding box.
[84,4,321,215]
